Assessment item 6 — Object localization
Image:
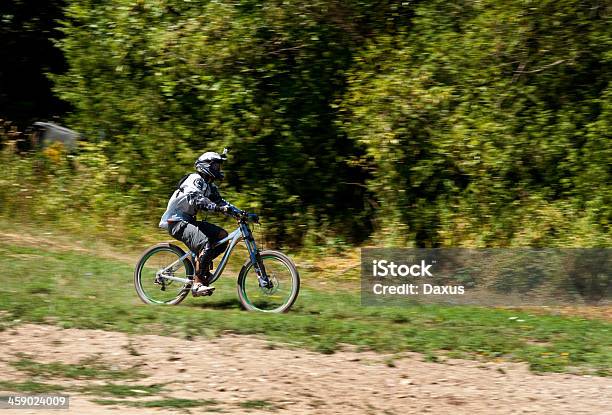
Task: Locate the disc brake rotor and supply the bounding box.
[155,270,175,287]
[260,273,280,295]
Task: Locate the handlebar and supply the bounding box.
[225,206,259,223]
[238,211,259,224]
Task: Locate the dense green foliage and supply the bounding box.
[341,0,611,246]
[3,0,610,247]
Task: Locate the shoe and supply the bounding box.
[191,282,215,297]
[200,270,214,286]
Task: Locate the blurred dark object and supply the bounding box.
[32,122,79,151]
[564,249,611,304]
[0,0,69,128]
[0,119,79,153]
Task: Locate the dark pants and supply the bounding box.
[168,220,229,262]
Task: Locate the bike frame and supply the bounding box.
[159,221,264,286]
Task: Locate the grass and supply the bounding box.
[0,380,66,393]
[93,398,219,409]
[0,379,164,399]
[10,356,144,380]
[78,383,164,397]
[0,240,610,375]
[239,399,280,411]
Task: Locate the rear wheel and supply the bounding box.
[134,243,194,305]
[237,250,300,313]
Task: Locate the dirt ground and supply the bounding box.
[0,324,610,415]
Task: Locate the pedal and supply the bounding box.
[191,286,216,297]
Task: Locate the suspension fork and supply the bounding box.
[240,222,272,288]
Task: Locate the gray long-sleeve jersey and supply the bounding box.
[159,173,232,229]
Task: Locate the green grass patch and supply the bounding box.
[0,241,610,375]
[78,383,164,397]
[239,399,280,411]
[10,356,144,380]
[0,379,168,399]
[93,398,218,409]
[0,380,66,393]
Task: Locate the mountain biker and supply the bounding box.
[159,150,243,296]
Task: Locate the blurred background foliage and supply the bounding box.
[1,0,610,249]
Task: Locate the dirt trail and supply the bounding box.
[0,324,610,414]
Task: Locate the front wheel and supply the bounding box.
[237,250,300,313]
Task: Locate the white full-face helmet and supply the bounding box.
[194,150,227,181]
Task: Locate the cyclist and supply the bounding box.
[159,150,243,296]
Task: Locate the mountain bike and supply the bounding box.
[134,212,300,312]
